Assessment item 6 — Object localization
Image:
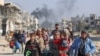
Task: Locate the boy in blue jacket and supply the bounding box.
[69,30,96,56]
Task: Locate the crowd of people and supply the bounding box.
[6,23,96,56]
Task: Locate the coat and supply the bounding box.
[24,40,41,56]
[69,37,96,56]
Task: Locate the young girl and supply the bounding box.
[58,32,70,56]
[36,29,45,52]
[42,28,49,49]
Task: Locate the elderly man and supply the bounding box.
[69,30,96,56]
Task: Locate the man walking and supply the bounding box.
[69,30,96,56]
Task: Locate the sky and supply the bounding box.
[5,0,100,17]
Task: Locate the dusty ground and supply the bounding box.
[0,34,100,56]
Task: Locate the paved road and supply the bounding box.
[0,46,24,56]
[0,34,100,56]
[0,53,23,56]
[0,36,28,56]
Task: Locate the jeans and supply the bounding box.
[13,45,22,53]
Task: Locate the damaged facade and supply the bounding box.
[0,3,39,35]
[71,14,100,33]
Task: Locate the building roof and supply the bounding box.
[4,3,21,11]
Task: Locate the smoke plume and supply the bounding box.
[31,4,56,23]
[57,0,77,18]
[31,0,78,28]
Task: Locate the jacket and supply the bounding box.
[18,34,25,44]
[24,40,41,56]
[69,37,96,56]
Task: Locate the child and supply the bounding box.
[24,33,41,56]
[52,31,61,56]
[58,32,70,56]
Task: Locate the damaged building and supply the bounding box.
[0,2,39,35]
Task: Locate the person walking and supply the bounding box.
[24,33,41,56]
[51,23,62,36]
[13,38,21,54]
[36,29,45,52]
[59,32,71,56]
[50,31,61,56]
[42,28,49,50]
[69,30,96,56]
[21,30,27,52]
[17,30,25,53]
[12,30,22,54]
